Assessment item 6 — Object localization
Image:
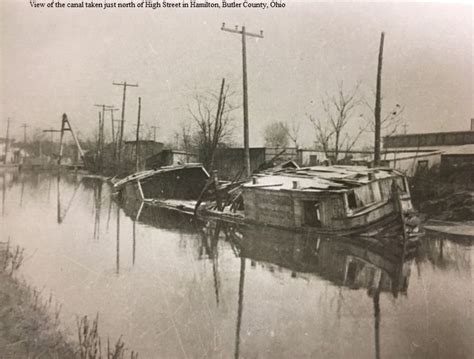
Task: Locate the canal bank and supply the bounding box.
[0,242,75,357]
[0,240,138,358]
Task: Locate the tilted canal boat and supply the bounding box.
[115,164,420,237]
[202,165,419,237]
[114,163,210,201]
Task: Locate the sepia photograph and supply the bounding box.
[0,0,473,358]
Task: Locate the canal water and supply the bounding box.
[1,172,472,358]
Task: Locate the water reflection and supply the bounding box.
[1,173,6,216]
[116,204,120,275]
[1,173,472,358]
[121,198,417,359]
[223,226,414,359]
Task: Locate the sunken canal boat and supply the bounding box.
[115,163,419,237]
[221,165,418,236]
[114,163,209,199]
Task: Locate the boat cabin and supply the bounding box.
[241,166,412,234]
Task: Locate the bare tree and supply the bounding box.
[309,82,364,162]
[363,97,405,140]
[172,120,193,152]
[263,121,289,148]
[187,78,236,170]
[282,121,301,148]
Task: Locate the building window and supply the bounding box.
[416,160,428,172]
[309,155,318,166]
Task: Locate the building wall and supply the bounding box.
[264,147,298,162]
[98,140,164,174]
[386,152,442,177]
[297,150,329,166]
[212,148,266,180]
[384,131,474,148]
[212,147,327,179]
[145,150,197,169]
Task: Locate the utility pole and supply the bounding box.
[4,118,11,164]
[112,118,121,160]
[94,104,113,172]
[21,123,29,144]
[105,107,119,161]
[135,97,142,171]
[105,108,119,144]
[151,125,159,142]
[98,112,103,170]
[221,23,264,177]
[94,104,114,144]
[374,32,385,167]
[113,81,138,165]
[402,123,408,135]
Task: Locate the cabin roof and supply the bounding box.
[244,166,401,192]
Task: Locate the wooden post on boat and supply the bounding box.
[193,171,223,215]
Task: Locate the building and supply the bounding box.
[145,149,198,169]
[0,138,26,164]
[384,130,474,149]
[84,140,164,175]
[382,121,474,176]
[211,147,332,179]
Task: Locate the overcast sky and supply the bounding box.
[1,0,472,147]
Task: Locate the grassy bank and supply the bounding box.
[0,242,75,358]
[0,242,138,358]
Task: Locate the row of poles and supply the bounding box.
[91,23,265,175]
[3,23,266,175]
[4,26,385,172]
[93,82,139,172]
